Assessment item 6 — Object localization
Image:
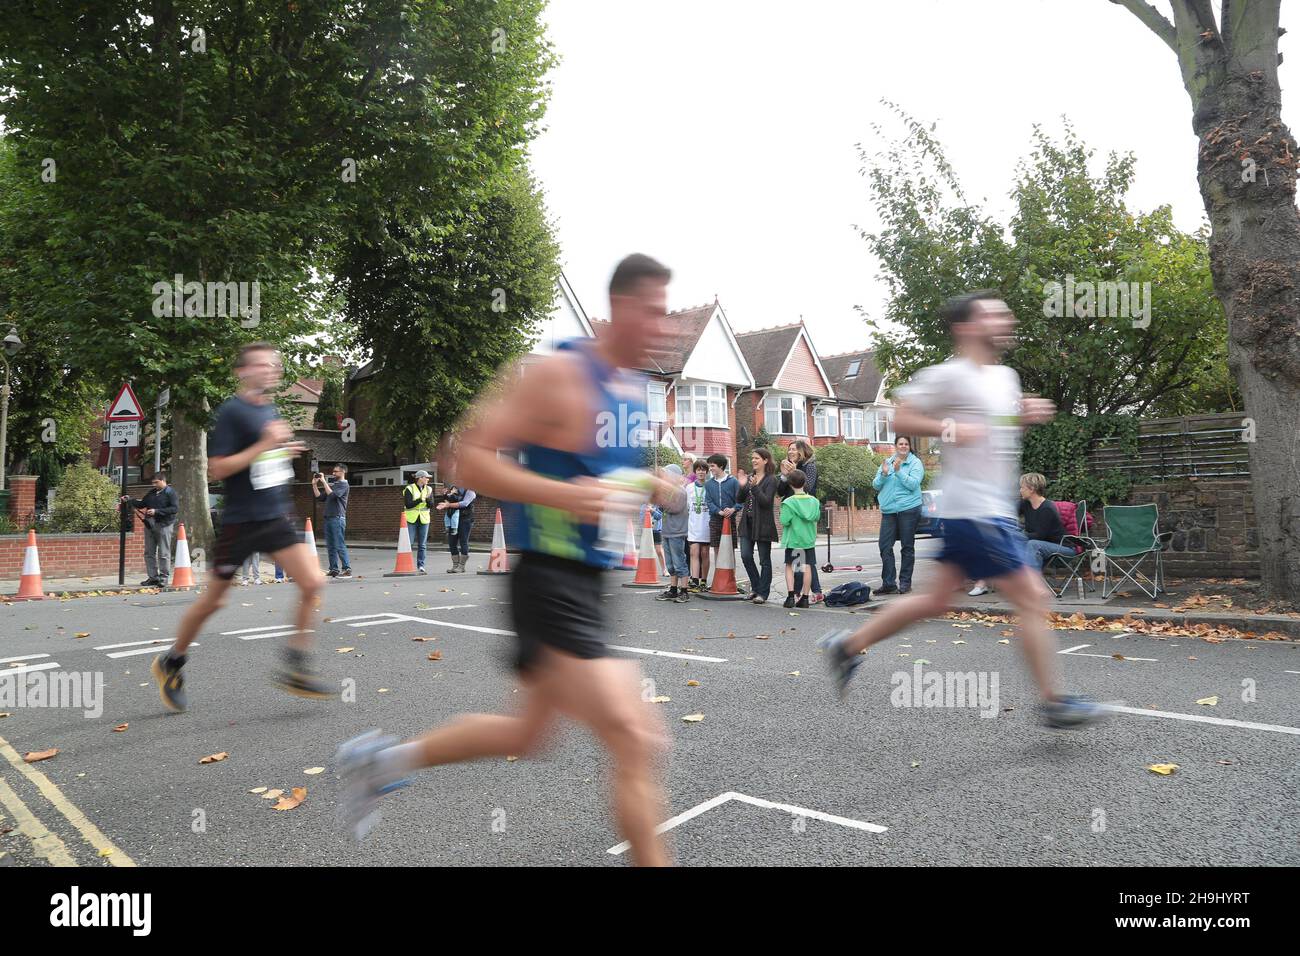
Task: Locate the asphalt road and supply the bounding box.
[1,539,1297,867]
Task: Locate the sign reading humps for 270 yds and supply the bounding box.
[49,887,151,937]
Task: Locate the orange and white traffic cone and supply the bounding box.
[698,515,744,600]
[476,508,511,575]
[623,508,662,588]
[619,518,638,571]
[168,523,195,589]
[304,517,320,568]
[384,513,418,576]
[10,530,45,601]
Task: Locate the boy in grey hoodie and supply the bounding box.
[656,464,691,603]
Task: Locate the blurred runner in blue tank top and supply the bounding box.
[337,254,683,866]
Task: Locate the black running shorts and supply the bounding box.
[213,516,303,580]
[509,551,608,673]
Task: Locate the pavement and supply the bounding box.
[0,537,1296,867]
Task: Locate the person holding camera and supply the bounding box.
[121,472,179,587]
[313,463,351,578]
[403,469,434,574]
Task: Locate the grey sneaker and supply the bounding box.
[1039,695,1108,730]
[816,629,863,700]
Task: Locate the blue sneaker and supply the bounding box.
[335,730,412,841]
[1039,695,1107,729]
[816,629,863,700]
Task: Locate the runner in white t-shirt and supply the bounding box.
[818,293,1105,729]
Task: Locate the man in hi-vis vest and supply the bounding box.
[403,470,434,574]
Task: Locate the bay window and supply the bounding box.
[765,393,807,436]
[676,382,727,427]
[813,405,839,437]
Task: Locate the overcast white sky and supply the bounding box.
[530,0,1297,355]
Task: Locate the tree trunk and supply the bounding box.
[170,406,214,557]
[1193,76,1300,598]
[1112,0,1300,598]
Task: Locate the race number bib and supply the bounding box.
[250,449,294,490]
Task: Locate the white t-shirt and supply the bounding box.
[686,482,711,542]
[895,356,1023,519]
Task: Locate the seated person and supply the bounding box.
[1018,472,1076,569]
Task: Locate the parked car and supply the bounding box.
[918,489,944,537]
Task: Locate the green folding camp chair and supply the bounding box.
[1042,500,1097,598]
[1096,503,1173,599]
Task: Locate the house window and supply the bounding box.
[873,408,894,443]
[846,360,861,378]
[842,409,865,440]
[647,382,668,424]
[814,405,839,437]
[764,394,807,436]
[677,383,727,427]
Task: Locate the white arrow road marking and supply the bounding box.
[607,645,728,663]
[1059,643,1156,662]
[1107,705,1300,737]
[607,790,887,856]
[94,639,172,650]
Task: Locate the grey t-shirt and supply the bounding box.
[323,478,349,519]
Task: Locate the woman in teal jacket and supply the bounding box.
[872,436,924,594]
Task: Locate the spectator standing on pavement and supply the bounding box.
[655,464,691,602]
[736,448,778,604]
[403,470,434,574]
[314,463,352,579]
[241,551,263,585]
[778,440,823,602]
[436,485,477,572]
[686,459,711,590]
[780,469,821,608]
[121,472,179,587]
[705,453,739,582]
[872,436,925,594]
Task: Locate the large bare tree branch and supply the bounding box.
[1109,0,1177,51]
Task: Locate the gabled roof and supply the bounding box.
[591,300,753,385]
[821,349,886,405]
[293,428,386,467]
[734,322,834,397]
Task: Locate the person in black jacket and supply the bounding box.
[737,448,779,603]
[1018,472,1075,568]
[121,472,179,586]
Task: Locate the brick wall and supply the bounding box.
[823,502,883,538]
[6,475,37,526]
[0,510,148,579]
[1088,479,1259,579]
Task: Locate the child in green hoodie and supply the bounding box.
[780,469,820,608]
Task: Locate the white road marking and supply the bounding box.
[1060,643,1156,662]
[325,613,410,625]
[236,631,309,641]
[607,790,887,855]
[107,644,199,659]
[0,662,61,679]
[1286,671,1300,675]
[0,654,51,665]
[1108,704,1300,737]
[608,645,728,663]
[220,624,307,636]
[94,639,171,650]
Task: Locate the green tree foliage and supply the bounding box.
[313,373,345,430]
[814,443,885,506]
[858,106,1238,418]
[48,462,121,533]
[0,0,557,551]
[1020,415,1139,507]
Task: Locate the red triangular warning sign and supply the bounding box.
[107,382,144,421]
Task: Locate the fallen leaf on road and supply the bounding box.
[336,647,355,653]
[952,624,972,629]
[686,680,700,687]
[506,756,518,762]
[681,714,705,723]
[914,659,931,665]
[24,748,57,762]
[898,653,910,658]
[99,848,113,858]
[952,640,966,645]
[1188,656,1198,661]
[726,632,735,638]
[272,787,306,811]
[647,630,658,634]
[1147,764,1179,775]
[910,761,920,768]
[411,636,435,642]
[249,787,268,794]
[997,639,1010,645]
[0,712,10,719]
[1001,630,1015,637]
[304,767,325,775]
[755,635,770,640]
[74,632,90,639]
[1216,759,1234,766]
[1196,696,1219,706]
[199,752,229,764]
[925,640,937,644]
[427,651,442,661]
[1112,654,1127,660]
[649,696,671,703]
[261,789,284,800]
[113,724,128,733]
[378,688,389,694]
[789,671,801,677]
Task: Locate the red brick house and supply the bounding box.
[818,349,897,453]
[591,299,755,465]
[733,322,838,454]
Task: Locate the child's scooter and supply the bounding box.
[821,526,864,573]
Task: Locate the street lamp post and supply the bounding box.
[0,321,26,493]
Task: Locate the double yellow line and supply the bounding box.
[0,733,135,867]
